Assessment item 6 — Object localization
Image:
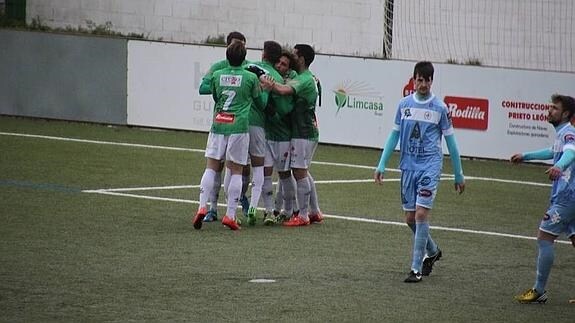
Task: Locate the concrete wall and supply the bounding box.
[0,30,127,123]
[25,0,385,58]
[24,0,574,72]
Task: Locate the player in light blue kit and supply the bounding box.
[374,61,465,283]
[511,94,575,304]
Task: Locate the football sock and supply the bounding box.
[274,179,284,212]
[296,177,311,221]
[308,174,320,214]
[411,221,430,273]
[249,166,264,209]
[262,175,274,213]
[209,170,222,211]
[223,167,231,196]
[241,174,250,198]
[280,176,296,216]
[534,239,554,294]
[225,174,242,220]
[199,168,216,210]
[408,222,438,255]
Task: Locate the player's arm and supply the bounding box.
[261,75,295,96]
[199,75,213,95]
[252,80,266,111]
[546,146,575,180]
[445,134,465,194]
[199,60,227,95]
[210,74,218,103]
[510,148,553,163]
[374,127,400,184]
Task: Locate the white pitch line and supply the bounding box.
[0,131,205,153]
[1,131,552,188]
[84,189,570,245]
[464,175,551,187]
[84,184,198,193]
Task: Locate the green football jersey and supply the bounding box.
[261,63,293,142]
[199,59,251,95]
[287,69,319,141]
[245,61,278,128]
[210,66,263,135]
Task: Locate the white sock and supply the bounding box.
[274,179,283,212]
[262,175,274,213]
[241,174,250,197]
[223,167,231,197]
[308,174,320,214]
[280,176,296,215]
[226,174,242,219]
[209,171,222,211]
[249,166,264,209]
[199,168,216,210]
[296,177,311,220]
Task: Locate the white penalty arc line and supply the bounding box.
[84,189,570,245]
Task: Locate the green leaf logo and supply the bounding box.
[334,89,348,113]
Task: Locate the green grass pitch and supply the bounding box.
[1,116,574,322]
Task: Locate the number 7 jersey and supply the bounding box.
[210,66,262,135]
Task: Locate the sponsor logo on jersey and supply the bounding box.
[220,75,242,87]
[564,134,575,144]
[420,176,431,186]
[444,96,489,130]
[215,112,235,123]
[332,80,384,115]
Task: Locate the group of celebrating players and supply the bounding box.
[192,32,323,231]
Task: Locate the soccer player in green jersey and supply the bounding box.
[192,41,265,231]
[259,50,298,224]
[242,41,283,225]
[262,44,322,226]
[198,31,249,223]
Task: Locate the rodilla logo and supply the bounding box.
[403,78,415,97]
[333,81,384,115]
[444,96,489,130]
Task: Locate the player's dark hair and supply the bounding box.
[294,44,315,67]
[281,49,299,72]
[263,40,282,65]
[226,41,246,67]
[413,61,434,81]
[226,31,246,46]
[551,94,575,120]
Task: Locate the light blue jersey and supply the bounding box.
[540,122,575,237]
[394,93,453,171]
[550,122,575,203]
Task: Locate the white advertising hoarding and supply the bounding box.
[127,41,262,132]
[127,40,575,161]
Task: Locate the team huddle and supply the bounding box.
[192,32,323,231]
[190,31,575,304]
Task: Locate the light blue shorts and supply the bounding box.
[400,169,441,211]
[540,200,575,238]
